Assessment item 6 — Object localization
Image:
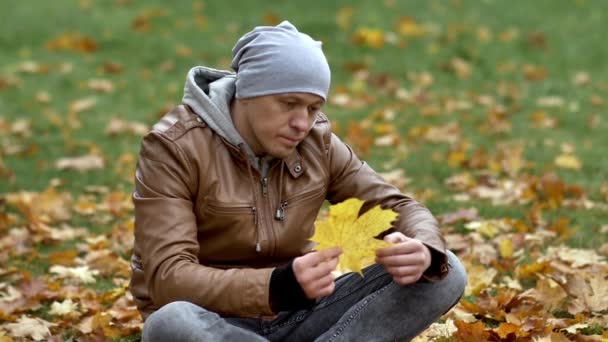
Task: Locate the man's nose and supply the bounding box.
[290,107,310,132]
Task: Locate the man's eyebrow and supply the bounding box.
[279,94,324,106]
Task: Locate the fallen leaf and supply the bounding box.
[554,154,582,170]
[378,169,411,190]
[105,117,148,136]
[45,32,98,53]
[69,97,97,113]
[499,238,513,258]
[352,27,384,48]
[452,320,496,341]
[572,71,590,86]
[412,318,456,340]
[49,265,99,284]
[536,96,565,108]
[395,17,425,37]
[49,299,79,317]
[87,79,114,93]
[4,315,54,341]
[439,208,479,225]
[336,6,353,30]
[55,154,104,172]
[495,322,521,339]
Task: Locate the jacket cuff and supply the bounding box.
[269,261,315,313]
[421,244,449,282]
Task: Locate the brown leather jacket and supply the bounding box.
[129,105,447,321]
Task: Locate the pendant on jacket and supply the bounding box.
[274,201,287,221]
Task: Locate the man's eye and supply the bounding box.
[284,101,296,109]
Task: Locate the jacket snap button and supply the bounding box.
[294,165,302,173]
[196,117,203,123]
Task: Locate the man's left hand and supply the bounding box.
[375,232,432,286]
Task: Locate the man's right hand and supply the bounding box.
[292,247,342,300]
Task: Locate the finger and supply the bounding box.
[393,275,420,286]
[317,281,336,298]
[314,273,335,290]
[314,247,343,263]
[301,257,340,281]
[376,241,419,257]
[385,265,420,277]
[376,253,426,267]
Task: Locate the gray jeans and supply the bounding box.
[143,251,466,342]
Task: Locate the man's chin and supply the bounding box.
[269,147,295,159]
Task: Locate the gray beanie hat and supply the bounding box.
[231,21,331,101]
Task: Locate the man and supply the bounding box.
[130,21,467,341]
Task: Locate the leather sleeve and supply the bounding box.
[133,130,275,317]
[324,132,448,280]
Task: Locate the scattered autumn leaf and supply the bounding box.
[55,154,104,172]
[554,154,582,170]
[3,315,54,341]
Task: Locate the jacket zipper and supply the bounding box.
[261,177,268,196]
[273,184,325,221]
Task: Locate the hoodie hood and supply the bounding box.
[182,66,273,174]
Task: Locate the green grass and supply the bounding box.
[1,0,608,339]
[1,0,606,240]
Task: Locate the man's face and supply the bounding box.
[237,92,324,159]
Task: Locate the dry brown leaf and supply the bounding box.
[55,154,104,172]
[395,17,425,37]
[49,265,99,284]
[105,117,149,136]
[87,79,114,93]
[412,319,456,341]
[546,245,606,268]
[45,32,98,53]
[69,97,97,114]
[453,320,497,341]
[378,169,411,190]
[555,154,582,170]
[523,64,547,81]
[536,96,565,108]
[3,315,54,341]
[572,71,590,86]
[5,188,72,224]
[48,299,79,317]
[495,322,521,339]
[352,27,384,48]
[336,6,353,30]
[465,264,497,295]
[529,110,557,128]
[439,208,479,225]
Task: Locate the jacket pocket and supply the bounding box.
[205,200,254,215]
[197,200,258,261]
[281,183,326,207]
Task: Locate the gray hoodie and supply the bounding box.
[182,66,274,176]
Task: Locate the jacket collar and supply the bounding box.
[220,136,306,179]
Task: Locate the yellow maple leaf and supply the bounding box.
[311,198,398,275]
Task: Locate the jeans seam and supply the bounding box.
[315,267,389,311]
[326,282,392,342]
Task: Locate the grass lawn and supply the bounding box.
[1,0,607,340]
